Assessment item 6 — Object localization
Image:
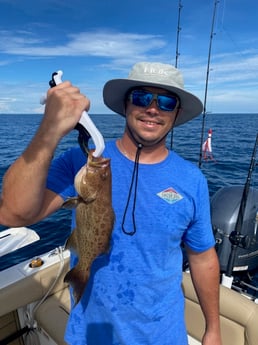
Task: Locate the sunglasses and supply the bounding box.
[128,89,179,112]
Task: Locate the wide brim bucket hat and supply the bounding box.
[103,62,203,127]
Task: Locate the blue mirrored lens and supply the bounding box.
[130,90,178,111]
[157,95,178,111]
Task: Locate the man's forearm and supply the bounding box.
[187,247,222,343]
[1,126,59,226]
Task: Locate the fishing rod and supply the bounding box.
[223,133,258,285]
[170,0,183,150]
[175,0,183,69]
[198,0,220,168]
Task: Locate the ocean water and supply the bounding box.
[0,113,257,272]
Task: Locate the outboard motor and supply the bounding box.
[211,186,258,273]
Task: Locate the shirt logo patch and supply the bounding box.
[157,187,183,204]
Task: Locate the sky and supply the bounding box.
[0,0,258,114]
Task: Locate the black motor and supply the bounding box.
[211,186,258,273]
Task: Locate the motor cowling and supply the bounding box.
[211,186,258,272]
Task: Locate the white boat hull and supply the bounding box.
[0,227,40,257]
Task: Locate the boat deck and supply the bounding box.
[1,250,258,345]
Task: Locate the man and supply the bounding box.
[0,62,221,345]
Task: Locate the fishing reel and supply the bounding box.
[228,230,252,249]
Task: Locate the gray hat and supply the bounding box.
[103,62,203,127]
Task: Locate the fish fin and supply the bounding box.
[62,197,80,209]
[63,195,96,208]
[83,195,96,204]
[64,230,78,254]
[64,267,89,306]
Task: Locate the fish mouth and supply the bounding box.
[88,156,110,168]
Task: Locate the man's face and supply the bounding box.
[125,87,180,147]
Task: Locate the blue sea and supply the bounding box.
[0,113,257,273]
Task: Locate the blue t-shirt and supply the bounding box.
[47,141,215,345]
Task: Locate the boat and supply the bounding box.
[0,140,258,345]
[1,135,257,345]
[1,230,258,345]
[1,138,257,345]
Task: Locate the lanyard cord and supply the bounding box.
[121,143,142,235]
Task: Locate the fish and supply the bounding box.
[63,151,114,305]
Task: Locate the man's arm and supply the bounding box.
[187,246,222,345]
[0,81,90,226]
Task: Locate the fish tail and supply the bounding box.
[64,267,89,306]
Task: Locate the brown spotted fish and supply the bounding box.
[63,152,114,305]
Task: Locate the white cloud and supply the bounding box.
[0,28,257,114]
[0,30,167,58]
